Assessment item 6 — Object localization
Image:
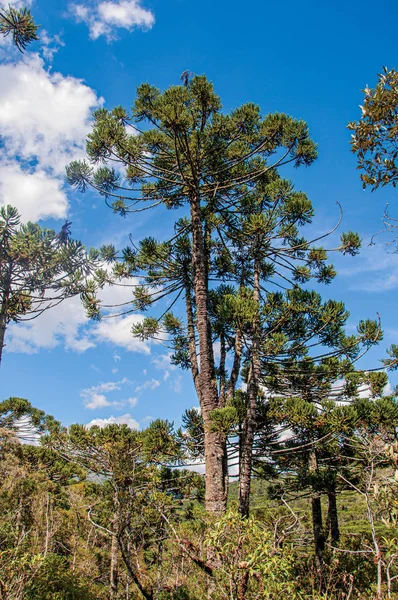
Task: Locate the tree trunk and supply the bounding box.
[0,298,8,366]
[110,509,119,599]
[219,332,226,405]
[308,450,325,573]
[184,277,201,400]
[0,268,12,366]
[327,489,340,544]
[311,495,325,568]
[238,262,261,517]
[190,193,227,515]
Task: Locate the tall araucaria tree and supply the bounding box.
[0,205,96,365]
[67,74,360,515]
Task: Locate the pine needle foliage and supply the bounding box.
[0,4,39,52]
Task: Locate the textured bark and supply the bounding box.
[190,192,227,515]
[184,278,201,400]
[311,496,325,567]
[218,332,227,405]
[308,450,325,570]
[110,505,119,599]
[110,531,118,599]
[0,289,10,366]
[238,263,261,517]
[327,489,340,544]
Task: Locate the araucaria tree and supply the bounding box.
[67,74,360,515]
[0,205,95,365]
[348,67,398,245]
[0,4,39,52]
[349,67,398,192]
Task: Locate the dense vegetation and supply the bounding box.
[1,6,398,600]
[1,393,397,599]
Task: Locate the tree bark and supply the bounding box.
[219,332,226,405]
[238,262,261,517]
[308,450,325,572]
[184,277,201,400]
[110,505,119,599]
[190,192,227,515]
[0,294,9,366]
[327,488,340,544]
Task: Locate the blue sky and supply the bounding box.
[1,0,398,429]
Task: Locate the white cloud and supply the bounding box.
[93,314,150,353]
[39,31,65,62]
[135,378,161,394]
[0,54,103,221]
[6,295,95,355]
[70,0,155,41]
[81,377,132,409]
[85,393,110,409]
[128,396,138,407]
[0,163,68,222]
[5,275,151,356]
[87,413,139,429]
[0,0,33,8]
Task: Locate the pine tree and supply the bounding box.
[0,4,39,52]
[67,74,360,515]
[0,205,96,365]
[0,397,58,441]
[263,316,383,575]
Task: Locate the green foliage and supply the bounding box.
[25,554,96,600]
[209,406,239,433]
[349,67,398,191]
[0,205,96,363]
[205,506,297,597]
[0,4,39,52]
[0,397,60,441]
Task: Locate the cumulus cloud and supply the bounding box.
[5,275,150,356]
[0,54,102,221]
[87,413,140,429]
[0,164,68,222]
[93,314,150,354]
[81,377,132,409]
[6,295,95,355]
[70,0,155,41]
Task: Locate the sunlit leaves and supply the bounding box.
[0,5,39,52]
